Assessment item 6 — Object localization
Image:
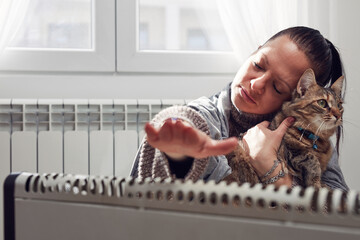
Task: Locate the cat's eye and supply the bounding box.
[317,99,328,108]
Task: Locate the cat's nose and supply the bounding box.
[331,108,341,120]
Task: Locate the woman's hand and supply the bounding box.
[145,119,238,160]
[242,117,295,176]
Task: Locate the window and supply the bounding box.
[116,0,239,73]
[10,0,92,49]
[0,0,238,74]
[0,0,332,74]
[0,0,115,72]
[138,0,231,52]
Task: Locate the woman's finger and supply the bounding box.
[274,117,295,138]
[204,137,238,156]
[145,122,159,142]
[258,120,270,128]
[173,120,186,143]
[158,119,174,142]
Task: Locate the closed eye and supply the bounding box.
[253,62,264,70]
[273,83,282,94]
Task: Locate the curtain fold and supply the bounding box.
[216,0,310,64]
[0,0,30,57]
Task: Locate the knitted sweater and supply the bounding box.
[130,83,349,191]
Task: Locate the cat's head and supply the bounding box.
[284,68,344,138]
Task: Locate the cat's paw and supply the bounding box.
[309,176,321,189]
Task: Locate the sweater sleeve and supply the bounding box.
[321,149,349,192]
[132,105,211,181]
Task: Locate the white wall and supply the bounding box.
[331,0,360,191]
[0,0,359,191]
[0,73,232,100]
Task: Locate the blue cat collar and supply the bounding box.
[297,127,319,150]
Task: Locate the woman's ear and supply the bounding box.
[297,68,317,97]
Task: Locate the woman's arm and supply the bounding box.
[321,150,349,192]
[132,105,237,181]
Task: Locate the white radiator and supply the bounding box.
[0,98,187,240]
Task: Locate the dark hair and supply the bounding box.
[268,26,345,87]
[269,26,345,154]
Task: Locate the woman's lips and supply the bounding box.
[239,86,256,104]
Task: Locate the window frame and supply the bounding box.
[116,0,240,74]
[0,0,115,72]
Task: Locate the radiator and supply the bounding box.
[0,98,186,240]
[4,172,360,240]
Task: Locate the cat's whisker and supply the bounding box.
[342,119,360,129]
[310,119,324,128]
[298,121,311,141]
[315,121,325,136]
[299,132,305,141]
[297,121,306,128]
[305,120,320,130]
[296,121,305,141]
[322,122,332,138]
[298,120,321,141]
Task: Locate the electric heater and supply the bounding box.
[4,172,360,240]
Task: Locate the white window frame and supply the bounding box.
[116,0,240,74]
[0,0,115,72]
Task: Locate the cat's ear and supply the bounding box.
[331,76,345,96]
[297,69,317,97]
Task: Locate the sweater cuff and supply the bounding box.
[138,105,210,181]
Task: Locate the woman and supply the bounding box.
[130,26,348,191]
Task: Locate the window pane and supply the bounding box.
[139,0,231,52]
[10,0,92,49]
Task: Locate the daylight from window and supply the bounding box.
[10,0,92,49]
[139,0,231,52]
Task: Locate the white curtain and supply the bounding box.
[0,0,30,57]
[216,0,309,64]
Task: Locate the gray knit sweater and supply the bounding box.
[130,83,349,191]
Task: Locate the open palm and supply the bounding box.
[145,119,238,159]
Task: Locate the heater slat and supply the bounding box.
[64,131,88,175]
[12,132,37,172]
[38,131,63,174]
[90,131,113,176]
[115,130,138,177]
[0,132,10,174]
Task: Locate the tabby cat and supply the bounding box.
[225,68,344,188]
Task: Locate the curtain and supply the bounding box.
[216,0,310,64]
[0,0,30,57]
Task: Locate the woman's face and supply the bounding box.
[231,35,311,115]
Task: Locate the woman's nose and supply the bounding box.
[250,73,270,94]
